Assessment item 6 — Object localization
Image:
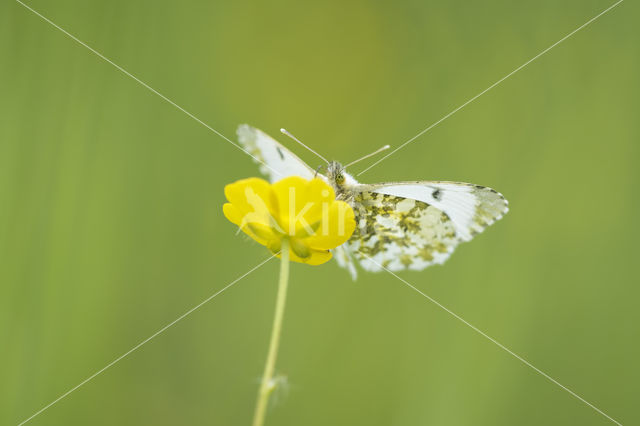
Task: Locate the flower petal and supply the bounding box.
[272,177,336,237]
[277,246,333,265]
[225,178,276,219]
[303,249,333,265]
[222,203,244,227]
[305,200,356,250]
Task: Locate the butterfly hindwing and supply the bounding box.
[332,245,358,280]
[237,124,316,183]
[345,191,458,272]
[342,182,508,273]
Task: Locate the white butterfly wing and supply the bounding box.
[237,124,316,182]
[341,181,508,273]
[332,245,358,280]
[368,181,509,241]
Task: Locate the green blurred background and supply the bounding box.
[2,0,638,424]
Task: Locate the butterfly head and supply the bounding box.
[327,161,358,195]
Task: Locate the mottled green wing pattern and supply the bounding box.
[339,181,509,274]
[346,191,459,272]
[369,181,509,242]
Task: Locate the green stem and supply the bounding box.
[252,239,290,426]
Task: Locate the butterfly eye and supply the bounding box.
[336,174,345,184]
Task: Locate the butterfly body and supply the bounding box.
[325,161,360,203]
[238,124,508,279]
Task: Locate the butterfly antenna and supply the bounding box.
[280,128,329,164]
[344,145,391,168]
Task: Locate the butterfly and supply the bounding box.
[237,124,509,279]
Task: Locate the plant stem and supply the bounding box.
[252,239,290,426]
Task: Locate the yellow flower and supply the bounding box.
[223,176,355,265]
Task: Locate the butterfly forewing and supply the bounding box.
[237,124,316,182]
[365,181,509,242]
